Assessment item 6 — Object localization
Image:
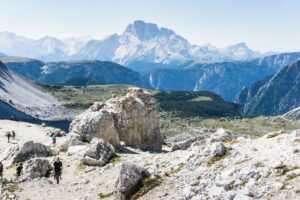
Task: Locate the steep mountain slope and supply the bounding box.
[240,60,300,116]
[0,61,68,120]
[0,57,146,87]
[0,52,6,57]
[284,106,300,118]
[0,56,45,80]
[147,52,300,101]
[236,75,272,105]
[38,61,146,87]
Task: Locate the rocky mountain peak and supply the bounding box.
[124,20,160,41]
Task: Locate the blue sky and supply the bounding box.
[0,0,299,52]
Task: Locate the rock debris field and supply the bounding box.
[0,89,299,200]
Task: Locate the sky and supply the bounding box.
[0,0,299,52]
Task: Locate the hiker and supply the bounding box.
[52,134,57,146]
[53,157,63,184]
[11,130,16,140]
[16,163,23,178]
[6,132,11,143]
[0,161,3,177]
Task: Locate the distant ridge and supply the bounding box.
[0,21,261,64]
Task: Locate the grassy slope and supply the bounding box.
[40,84,300,138]
[40,84,241,117]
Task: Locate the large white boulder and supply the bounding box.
[70,88,163,151]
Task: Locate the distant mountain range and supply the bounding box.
[0,57,146,87]
[238,60,300,116]
[1,51,300,102]
[0,20,262,64]
[145,52,300,101]
[1,52,300,118]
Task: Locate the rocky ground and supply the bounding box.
[0,89,300,200]
[0,120,300,200]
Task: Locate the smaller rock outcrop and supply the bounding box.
[171,137,200,152]
[24,158,52,179]
[210,142,226,157]
[209,128,235,143]
[114,162,149,200]
[2,141,54,165]
[82,138,115,166]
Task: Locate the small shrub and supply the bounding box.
[295,139,300,143]
[206,152,231,166]
[280,166,299,176]
[109,155,121,164]
[286,173,299,181]
[130,175,162,200]
[225,180,236,191]
[98,192,113,199]
[254,162,265,168]
[235,159,250,165]
[76,162,86,172]
[5,183,18,193]
[165,163,185,176]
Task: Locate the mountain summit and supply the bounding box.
[124,20,161,41]
[76,20,261,65]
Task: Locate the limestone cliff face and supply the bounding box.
[239,60,300,116]
[70,88,163,151]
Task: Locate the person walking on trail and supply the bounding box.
[6,132,11,143]
[11,131,16,140]
[16,163,23,178]
[0,161,3,177]
[53,157,63,184]
[52,134,57,146]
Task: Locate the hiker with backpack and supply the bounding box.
[11,130,16,140]
[6,132,11,143]
[0,161,3,177]
[53,157,63,184]
[52,134,57,146]
[16,163,23,178]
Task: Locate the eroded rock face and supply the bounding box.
[2,141,53,165]
[24,158,52,179]
[82,138,115,166]
[114,162,149,200]
[70,88,163,151]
